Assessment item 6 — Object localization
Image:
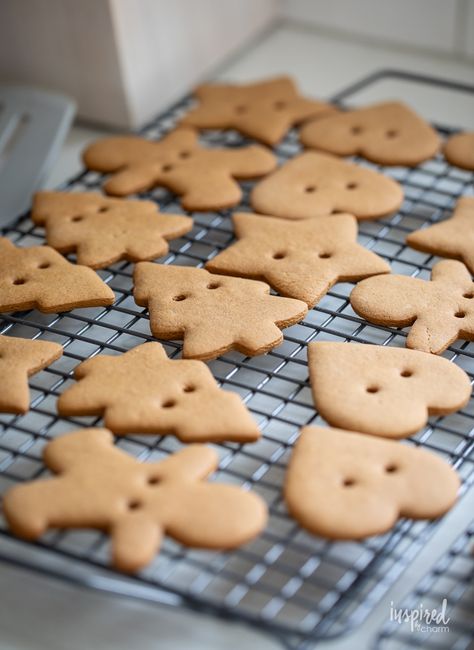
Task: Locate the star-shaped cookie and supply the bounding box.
[206,212,390,307]
[0,238,115,313]
[58,342,260,442]
[133,264,308,360]
[83,127,276,210]
[351,259,474,354]
[180,75,337,145]
[32,191,193,269]
[407,197,474,274]
[0,335,63,413]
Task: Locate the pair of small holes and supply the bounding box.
[343,464,398,487]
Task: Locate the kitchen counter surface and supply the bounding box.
[1,22,473,650]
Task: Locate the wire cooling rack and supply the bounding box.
[375,520,474,650]
[0,70,473,648]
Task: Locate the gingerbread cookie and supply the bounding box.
[3,428,267,572]
[0,238,115,313]
[206,212,390,307]
[0,335,63,414]
[308,342,471,438]
[407,197,474,274]
[443,132,474,171]
[250,152,403,221]
[83,127,276,210]
[300,101,440,166]
[32,191,193,269]
[133,263,307,360]
[350,259,474,354]
[58,342,259,442]
[180,75,337,146]
[285,426,459,540]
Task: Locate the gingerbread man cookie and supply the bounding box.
[285,426,459,540]
[250,152,403,221]
[350,259,474,354]
[3,428,268,572]
[206,212,390,307]
[0,335,63,414]
[32,191,193,269]
[0,238,115,313]
[83,127,276,210]
[300,101,440,166]
[308,342,471,438]
[443,132,474,171]
[58,342,260,442]
[181,75,336,146]
[133,263,308,360]
[407,197,474,274]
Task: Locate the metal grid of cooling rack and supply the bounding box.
[375,520,474,649]
[0,71,473,648]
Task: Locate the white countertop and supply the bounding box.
[1,22,473,650]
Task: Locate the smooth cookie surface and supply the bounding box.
[285,426,459,540]
[181,75,336,146]
[407,197,474,274]
[32,191,193,269]
[308,342,471,438]
[300,101,440,166]
[350,259,474,354]
[3,428,268,572]
[443,132,474,171]
[0,335,63,414]
[250,152,403,220]
[58,342,260,442]
[0,238,115,313]
[133,263,308,360]
[206,212,390,307]
[83,127,276,210]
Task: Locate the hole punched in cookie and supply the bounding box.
[98,206,110,213]
[304,185,317,193]
[173,294,188,302]
[235,105,247,114]
[38,262,51,270]
[179,150,191,159]
[463,292,474,299]
[351,126,363,135]
[274,101,287,110]
[162,164,173,173]
[385,463,398,473]
[147,476,160,486]
[346,182,358,190]
[207,282,220,290]
[272,251,286,260]
[455,311,466,319]
[71,215,84,223]
[183,384,196,393]
[343,477,356,487]
[162,399,176,409]
[386,130,398,138]
[13,278,26,285]
[128,499,142,511]
[366,385,379,394]
[318,252,331,259]
[400,369,413,378]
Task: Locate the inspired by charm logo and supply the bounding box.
[390,599,450,633]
